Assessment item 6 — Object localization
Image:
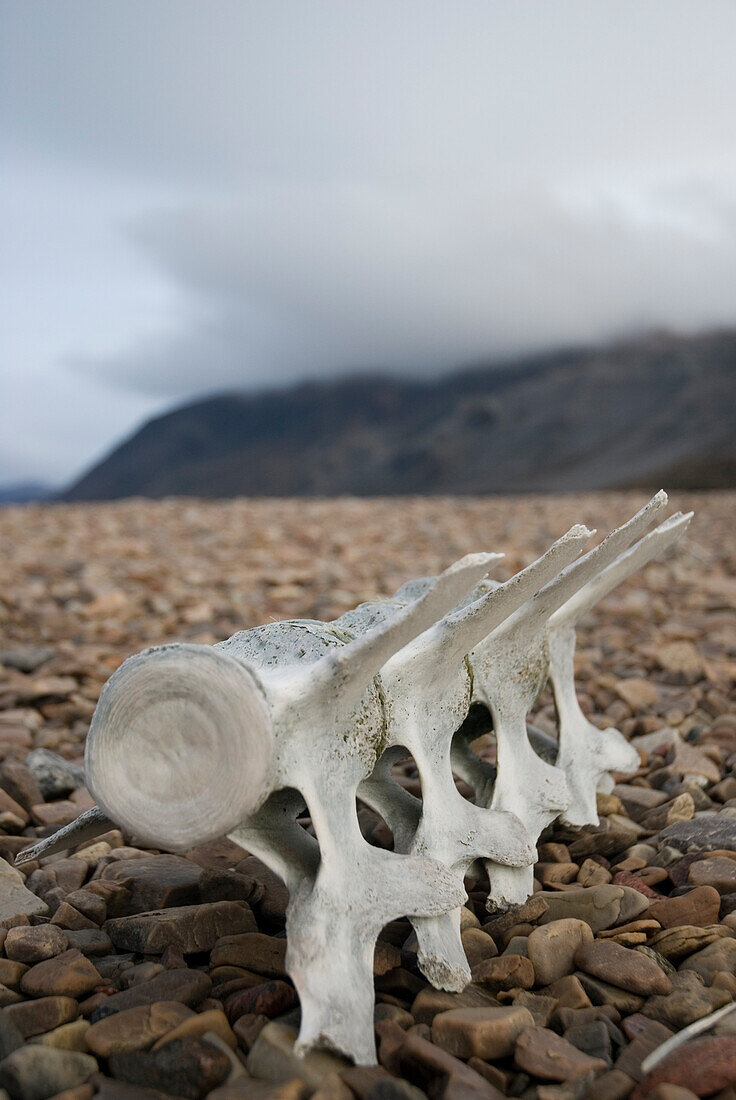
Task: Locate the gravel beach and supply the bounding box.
[0,492,734,1100]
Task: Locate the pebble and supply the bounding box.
[89,967,212,1022]
[247,1021,349,1090]
[23,748,85,799]
[0,857,48,924]
[471,953,534,991]
[20,949,102,999]
[648,924,728,960]
[98,855,203,914]
[85,1001,195,1056]
[31,1018,91,1051]
[574,973,645,1014]
[0,1012,24,1061]
[687,857,736,893]
[105,900,256,954]
[461,928,498,968]
[679,937,736,984]
[4,995,79,1038]
[222,980,297,1023]
[431,1005,534,1059]
[641,970,730,1028]
[660,815,736,854]
[648,886,721,928]
[514,1026,608,1081]
[0,1047,98,1100]
[574,941,671,996]
[537,886,649,932]
[633,1034,736,1098]
[527,919,594,986]
[108,1036,231,1098]
[210,933,287,978]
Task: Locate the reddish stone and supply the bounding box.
[611,871,663,899]
[633,1035,736,1098]
[222,979,297,1023]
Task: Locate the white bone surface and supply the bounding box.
[16,494,691,1066]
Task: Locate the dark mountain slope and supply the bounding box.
[62,331,736,499]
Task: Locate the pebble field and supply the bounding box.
[0,492,735,1100]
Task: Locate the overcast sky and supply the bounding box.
[2,1,736,485]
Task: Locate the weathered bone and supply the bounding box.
[16,493,691,1065]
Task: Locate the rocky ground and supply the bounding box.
[0,491,734,1100]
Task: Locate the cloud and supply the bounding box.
[2,0,736,479]
[80,175,736,399]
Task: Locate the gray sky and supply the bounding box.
[2,1,736,485]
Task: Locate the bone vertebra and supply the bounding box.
[16,493,691,1066]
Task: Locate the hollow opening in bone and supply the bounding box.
[356,798,395,849]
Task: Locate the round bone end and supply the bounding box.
[85,644,273,851]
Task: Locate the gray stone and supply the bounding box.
[90,967,212,1021]
[537,887,649,933]
[105,900,256,954]
[24,748,85,799]
[0,1012,24,1061]
[0,646,55,673]
[4,924,69,963]
[679,937,736,985]
[660,814,736,854]
[108,1037,230,1099]
[0,857,48,924]
[0,1046,97,1100]
[247,1021,349,1089]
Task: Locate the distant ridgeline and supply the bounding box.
[62,330,736,499]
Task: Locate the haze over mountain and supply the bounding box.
[61,330,736,500]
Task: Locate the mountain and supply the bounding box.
[0,482,52,505]
[62,330,736,499]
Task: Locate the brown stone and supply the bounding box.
[4,995,79,1038]
[575,972,645,1014]
[679,937,736,985]
[150,1007,236,1051]
[20,949,101,999]
[89,967,212,1022]
[461,928,498,968]
[591,1068,637,1100]
[4,923,68,963]
[374,940,402,976]
[632,1034,736,1099]
[96,855,202,915]
[689,859,736,895]
[431,1005,534,1059]
[222,980,297,1023]
[538,886,649,932]
[548,975,593,1010]
[482,894,549,938]
[472,953,534,991]
[641,971,730,1029]
[105,900,256,954]
[648,887,721,929]
[649,925,728,960]
[411,984,499,1025]
[396,1029,500,1093]
[0,958,29,990]
[578,859,613,887]
[528,919,594,986]
[86,1001,194,1056]
[515,1026,608,1081]
[211,932,287,977]
[51,902,99,931]
[232,1013,269,1054]
[107,1036,230,1097]
[575,941,671,996]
